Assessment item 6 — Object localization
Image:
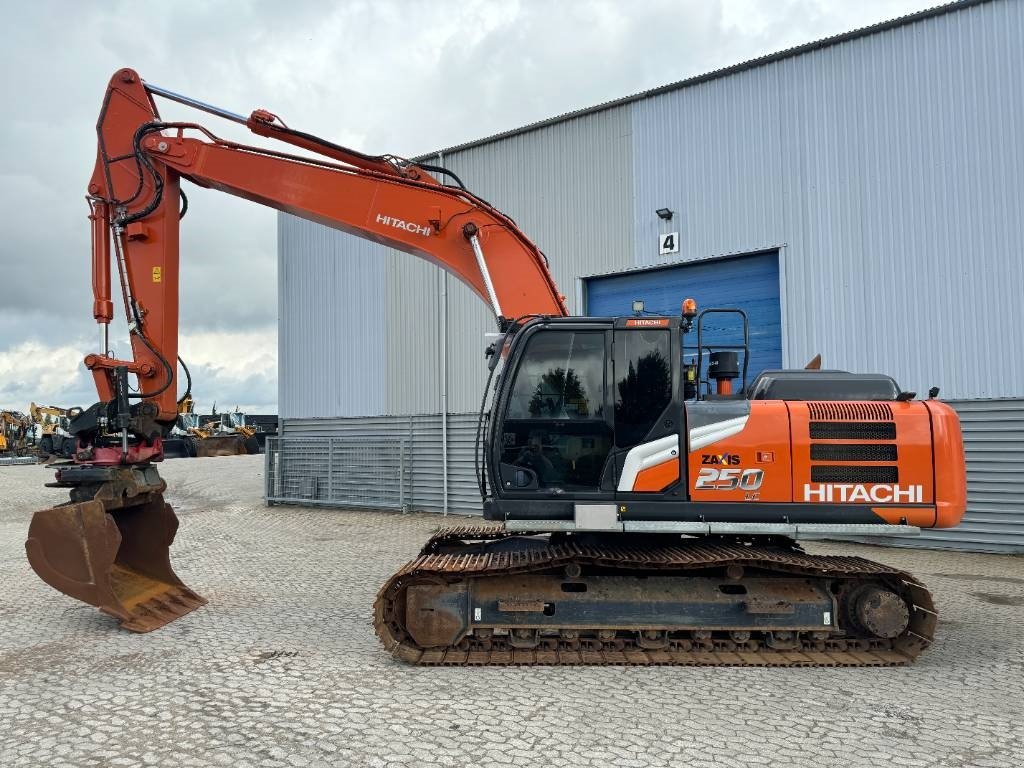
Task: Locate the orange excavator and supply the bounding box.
[26,69,966,664]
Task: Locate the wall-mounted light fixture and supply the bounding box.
[655,208,674,221]
[632,299,645,315]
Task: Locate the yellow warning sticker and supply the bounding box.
[152,266,162,283]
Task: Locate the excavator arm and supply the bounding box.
[26,68,568,633]
[86,68,566,429]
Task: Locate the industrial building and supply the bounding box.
[271,0,1024,552]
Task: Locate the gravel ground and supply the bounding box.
[1,455,1022,768]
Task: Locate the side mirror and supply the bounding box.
[486,333,507,371]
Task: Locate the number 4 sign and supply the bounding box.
[659,231,679,255]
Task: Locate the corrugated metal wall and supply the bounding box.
[278,220,390,418]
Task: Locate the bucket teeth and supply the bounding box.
[119,587,208,633]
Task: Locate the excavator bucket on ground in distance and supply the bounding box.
[25,465,205,632]
[191,433,248,457]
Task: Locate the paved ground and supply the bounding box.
[1,455,1022,767]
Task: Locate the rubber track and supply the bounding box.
[374,526,937,667]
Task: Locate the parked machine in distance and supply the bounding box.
[0,410,34,463]
[188,411,257,456]
[25,70,966,665]
[163,397,254,458]
[203,411,258,449]
[29,403,77,458]
[241,413,278,452]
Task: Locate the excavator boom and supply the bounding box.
[85,69,565,425]
[27,68,566,632]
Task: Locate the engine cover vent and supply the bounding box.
[809,422,897,440]
[810,465,899,483]
[810,443,898,462]
[806,402,894,421]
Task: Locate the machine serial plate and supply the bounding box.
[573,504,620,531]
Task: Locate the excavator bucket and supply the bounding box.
[193,434,248,457]
[161,437,190,459]
[25,465,206,632]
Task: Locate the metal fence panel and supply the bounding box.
[277,414,484,515]
[0,456,37,466]
[266,436,409,509]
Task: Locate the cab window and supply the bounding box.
[613,329,672,448]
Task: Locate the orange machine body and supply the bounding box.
[682,399,966,528]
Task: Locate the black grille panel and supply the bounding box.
[809,422,897,440]
[810,443,898,462]
[807,402,893,421]
[810,465,899,483]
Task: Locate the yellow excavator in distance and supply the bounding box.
[28,403,78,459]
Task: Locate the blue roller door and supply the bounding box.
[586,252,782,385]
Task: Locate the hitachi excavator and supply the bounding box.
[26,69,967,665]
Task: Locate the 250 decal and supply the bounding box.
[694,467,765,493]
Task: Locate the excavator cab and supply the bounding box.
[486,316,681,516]
[489,308,752,508]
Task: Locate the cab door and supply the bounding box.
[494,324,615,499]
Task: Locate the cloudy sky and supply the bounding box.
[0,0,939,414]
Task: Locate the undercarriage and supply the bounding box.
[374,526,936,666]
